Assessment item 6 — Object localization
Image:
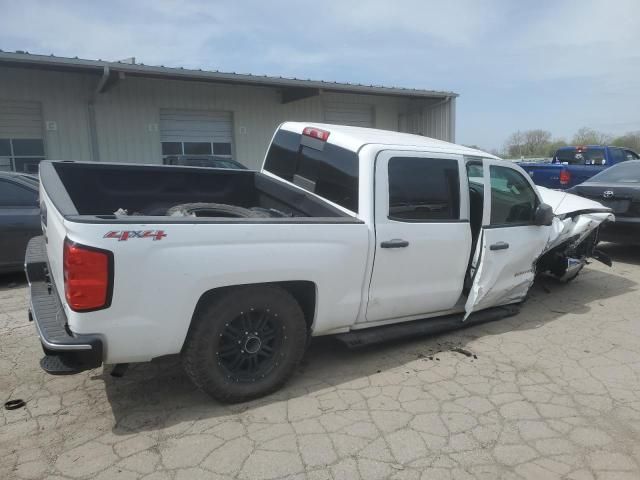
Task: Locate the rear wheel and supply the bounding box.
[182,285,307,403]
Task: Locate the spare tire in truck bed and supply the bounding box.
[166,202,271,218]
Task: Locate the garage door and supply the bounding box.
[324,102,374,128]
[159,109,234,162]
[0,100,45,173]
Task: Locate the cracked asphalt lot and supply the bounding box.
[2,243,640,480]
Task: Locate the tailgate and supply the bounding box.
[39,182,70,309]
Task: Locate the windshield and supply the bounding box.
[555,148,606,165]
[589,161,640,183]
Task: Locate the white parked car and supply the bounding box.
[27,123,613,402]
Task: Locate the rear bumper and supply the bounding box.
[25,236,103,375]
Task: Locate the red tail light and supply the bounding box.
[559,169,571,186]
[63,239,113,312]
[303,127,330,141]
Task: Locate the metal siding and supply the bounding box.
[0,66,94,161]
[422,98,455,142]
[0,66,454,169]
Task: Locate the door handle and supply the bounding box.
[380,239,409,249]
[490,241,510,251]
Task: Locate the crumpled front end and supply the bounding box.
[536,187,615,281]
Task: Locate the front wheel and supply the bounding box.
[182,285,308,403]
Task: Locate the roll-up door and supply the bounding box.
[159,109,234,162]
[0,100,45,173]
[324,102,374,128]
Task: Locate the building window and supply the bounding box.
[0,138,45,173]
[387,157,460,221]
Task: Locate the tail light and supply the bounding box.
[559,169,571,186]
[63,239,113,312]
[303,127,330,141]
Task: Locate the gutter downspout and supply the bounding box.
[88,66,110,162]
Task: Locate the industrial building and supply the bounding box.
[0,51,458,172]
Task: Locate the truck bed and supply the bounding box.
[41,161,353,221]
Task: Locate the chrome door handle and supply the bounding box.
[380,239,409,248]
[490,241,510,251]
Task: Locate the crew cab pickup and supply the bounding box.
[520,145,639,189]
[27,123,613,403]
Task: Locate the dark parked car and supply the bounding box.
[163,155,247,170]
[568,160,640,243]
[0,172,41,273]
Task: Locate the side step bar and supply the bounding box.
[335,305,519,349]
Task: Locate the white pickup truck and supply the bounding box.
[26,122,613,402]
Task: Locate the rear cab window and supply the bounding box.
[554,147,606,165]
[264,129,359,212]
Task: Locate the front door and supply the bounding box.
[465,160,552,317]
[366,151,472,323]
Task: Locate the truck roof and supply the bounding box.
[279,122,500,160]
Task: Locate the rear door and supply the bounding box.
[465,160,551,317]
[366,151,472,323]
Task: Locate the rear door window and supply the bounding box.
[0,180,38,207]
[387,157,460,221]
[264,130,359,212]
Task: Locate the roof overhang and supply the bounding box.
[0,51,458,102]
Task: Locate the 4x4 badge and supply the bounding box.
[104,230,167,241]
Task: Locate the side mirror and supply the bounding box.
[534,203,554,226]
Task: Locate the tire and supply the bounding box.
[166,202,270,218]
[182,285,308,403]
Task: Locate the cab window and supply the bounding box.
[625,150,640,161]
[489,166,538,226]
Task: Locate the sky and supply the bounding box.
[1,0,639,151]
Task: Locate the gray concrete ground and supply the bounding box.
[1,243,640,480]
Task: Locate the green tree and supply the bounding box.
[547,138,568,157]
[611,131,640,152]
[504,129,554,158]
[572,127,613,146]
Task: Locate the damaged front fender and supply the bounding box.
[536,187,614,281]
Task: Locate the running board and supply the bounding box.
[335,305,520,349]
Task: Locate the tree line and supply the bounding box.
[494,127,640,159]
